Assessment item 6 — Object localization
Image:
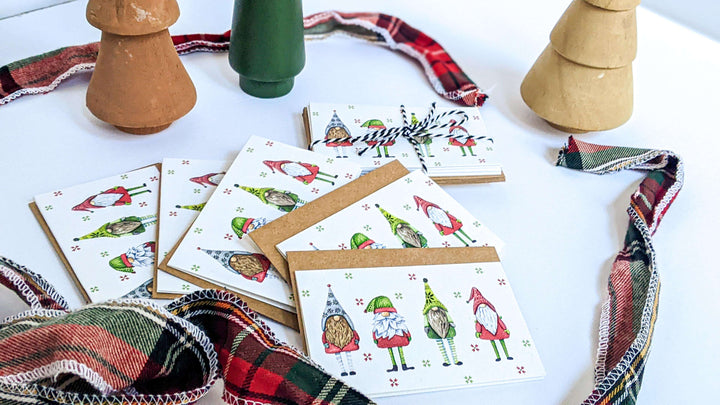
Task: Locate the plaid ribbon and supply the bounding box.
[0,11,487,108]
[557,136,683,405]
[0,256,374,405]
[310,102,491,173]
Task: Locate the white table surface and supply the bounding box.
[1,1,718,404]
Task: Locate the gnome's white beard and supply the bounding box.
[281,163,312,177]
[427,206,452,228]
[372,312,409,339]
[91,193,123,207]
[475,305,498,335]
[126,244,155,268]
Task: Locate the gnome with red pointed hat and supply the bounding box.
[414,195,475,246]
[447,119,477,157]
[263,160,337,185]
[189,172,225,188]
[467,287,513,362]
[72,184,151,212]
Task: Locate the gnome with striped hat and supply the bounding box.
[325,110,352,158]
[361,119,395,158]
[350,233,386,250]
[231,216,268,239]
[201,248,272,283]
[365,296,414,372]
[375,204,427,248]
[321,285,359,377]
[108,242,155,274]
[422,278,462,366]
[263,160,337,185]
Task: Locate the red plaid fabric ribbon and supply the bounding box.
[0,11,487,107]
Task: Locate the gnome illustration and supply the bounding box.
[236,185,306,212]
[365,296,414,372]
[108,242,155,274]
[201,248,272,282]
[322,285,360,377]
[422,278,462,366]
[414,196,476,246]
[263,160,338,185]
[410,112,434,157]
[375,204,427,248]
[121,278,153,299]
[350,233,386,250]
[447,119,477,157]
[175,203,206,212]
[325,110,353,158]
[467,287,513,361]
[231,216,268,239]
[72,184,151,212]
[190,172,225,188]
[74,215,157,241]
[361,119,395,158]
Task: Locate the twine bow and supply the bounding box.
[311,103,492,173]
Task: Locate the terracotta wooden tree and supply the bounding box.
[86,0,196,135]
[521,0,639,133]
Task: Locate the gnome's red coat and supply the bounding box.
[325,138,353,147]
[264,160,321,184]
[72,187,133,212]
[475,316,510,340]
[322,330,360,354]
[373,332,411,348]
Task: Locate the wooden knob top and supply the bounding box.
[87,0,180,35]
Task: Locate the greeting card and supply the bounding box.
[288,247,544,398]
[304,102,505,184]
[32,165,160,302]
[154,158,230,298]
[275,170,504,263]
[163,136,363,318]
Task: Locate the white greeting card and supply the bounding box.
[167,136,363,311]
[306,102,501,177]
[34,166,160,301]
[294,257,544,397]
[156,158,230,296]
[277,170,504,256]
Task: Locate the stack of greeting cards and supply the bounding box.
[304,102,505,184]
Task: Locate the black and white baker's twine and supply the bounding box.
[311,103,492,173]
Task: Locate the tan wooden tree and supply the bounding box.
[86,0,196,134]
[521,0,639,133]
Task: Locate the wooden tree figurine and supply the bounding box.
[86,0,196,135]
[521,0,639,133]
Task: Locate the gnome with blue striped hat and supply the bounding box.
[322,284,359,377]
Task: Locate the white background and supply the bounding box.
[0,1,718,404]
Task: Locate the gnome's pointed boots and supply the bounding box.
[468,146,477,157]
[373,147,382,158]
[453,233,470,247]
[500,339,513,360]
[383,146,395,158]
[398,347,414,371]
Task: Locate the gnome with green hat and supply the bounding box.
[321,285,360,377]
[365,296,414,372]
[108,242,155,273]
[375,204,427,248]
[74,215,157,241]
[231,216,268,239]
[422,278,462,367]
[361,119,395,158]
[236,184,306,212]
[175,203,206,212]
[410,112,434,157]
[350,233,386,250]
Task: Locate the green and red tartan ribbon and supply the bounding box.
[0,11,487,107]
[0,257,373,405]
[557,136,683,405]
